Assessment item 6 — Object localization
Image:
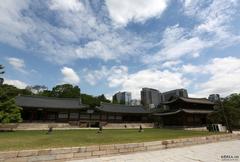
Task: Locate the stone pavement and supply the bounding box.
[69,140,240,162]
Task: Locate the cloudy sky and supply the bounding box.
[1,0,240,99]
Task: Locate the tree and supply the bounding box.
[97,94,111,103]
[35,84,110,107]
[38,90,52,97]
[0,84,32,101]
[81,94,110,108]
[81,93,100,107]
[0,67,26,123]
[0,99,22,123]
[51,84,81,98]
[208,93,240,133]
[225,93,240,109]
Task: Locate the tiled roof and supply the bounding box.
[153,109,213,116]
[163,97,214,105]
[96,103,149,114]
[15,96,86,109]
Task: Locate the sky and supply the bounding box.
[0,0,240,99]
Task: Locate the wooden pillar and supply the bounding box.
[182,113,186,126]
[55,112,58,122]
[43,111,47,122]
[30,111,34,122]
[68,110,70,122]
[193,114,197,125]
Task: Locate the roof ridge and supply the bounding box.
[180,97,208,100]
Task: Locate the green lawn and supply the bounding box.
[0,128,219,151]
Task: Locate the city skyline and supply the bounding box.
[1,0,240,100]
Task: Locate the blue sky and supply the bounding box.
[1,0,240,99]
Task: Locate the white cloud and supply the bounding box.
[142,25,210,64]
[84,66,109,86]
[181,57,240,97]
[0,1,146,64]
[85,57,240,99]
[6,57,29,74]
[143,1,240,65]
[0,0,31,48]
[61,67,80,84]
[84,66,128,86]
[49,0,83,12]
[4,79,28,89]
[161,60,182,69]
[6,57,25,69]
[85,65,190,99]
[106,0,168,27]
[183,0,240,47]
[119,69,189,99]
[107,66,128,88]
[104,93,112,100]
[86,67,188,99]
[1,0,238,67]
[196,57,240,97]
[181,64,202,74]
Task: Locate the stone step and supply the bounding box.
[16,123,76,130]
[103,123,154,129]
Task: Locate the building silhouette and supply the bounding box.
[208,94,220,103]
[162,89,188,101]
[112,91,132,105]
[141,88,163,108]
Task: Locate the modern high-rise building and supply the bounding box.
[130,99,141,106]
[112,91,132,105]
[162,89,188,101]
[140,88,162,108]
[208,94,220,102]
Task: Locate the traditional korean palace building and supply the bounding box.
[153,97,215,126]
[15,95,214,127]
[15,96,151,127]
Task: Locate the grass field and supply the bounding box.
[0,128,219,151]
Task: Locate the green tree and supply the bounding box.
[0,66,25,123]
[38,90,52,97]
[97,94,111,103]
[36,84,110,107]
[51,84,81,98]
[81,94,111,108]
[0,84,32,101]
[0,99,22,123]
[81,93,100,107]
[208,93,240,133]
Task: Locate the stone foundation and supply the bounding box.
[103,123,154,129]
[0,134,239,162]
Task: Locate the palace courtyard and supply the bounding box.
[0,128,218,151]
